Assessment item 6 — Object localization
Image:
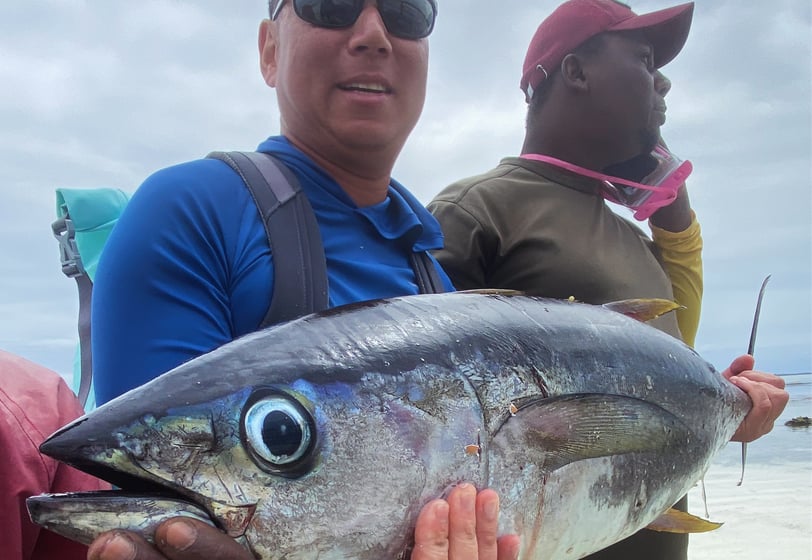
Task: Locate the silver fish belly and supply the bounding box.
[27,293,750,559]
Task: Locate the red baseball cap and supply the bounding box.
[521,0,694,101]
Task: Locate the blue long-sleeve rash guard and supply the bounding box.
[92,136,454,404]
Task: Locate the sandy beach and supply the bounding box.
[687,373,812,559]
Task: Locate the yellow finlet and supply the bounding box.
[646,508,723,534]
[602,298,684,322]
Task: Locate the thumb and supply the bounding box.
[722,354,756,380]
[155,519,254,560]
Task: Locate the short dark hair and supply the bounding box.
[269,0,278,18]
[526,32,606,124]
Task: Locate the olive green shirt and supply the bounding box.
[429,157,703,342]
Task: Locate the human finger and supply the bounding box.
[411,499,450,560]
[447,483,478,560]
[731,369,786,389]
[497,535,522,560]
[474,489,521,560]
[87,530,160,560]
[730,377,789,442]
[153,518,254,560]
[475,489,500,560]
[721,354,755,380]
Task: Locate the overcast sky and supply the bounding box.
[1,0,809,383]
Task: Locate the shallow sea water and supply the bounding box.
[687,373,812,559]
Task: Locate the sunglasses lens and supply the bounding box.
[294,0,363,28]
[379,0,436,39]
[292,0,436,39]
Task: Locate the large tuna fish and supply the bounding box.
[28,292,750,559]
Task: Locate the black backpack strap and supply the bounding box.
[387,181,446,295]
[208,151,328,327]
[52,214,93,408]
[410,252,446,294]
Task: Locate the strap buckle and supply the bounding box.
[52,214,86,278]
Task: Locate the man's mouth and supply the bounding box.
[653,101,668,121]
[339,82,392,94]
[653,108,667,125]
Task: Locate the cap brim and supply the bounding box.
[610,2,694,68]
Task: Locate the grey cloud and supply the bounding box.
[1,0,809,379]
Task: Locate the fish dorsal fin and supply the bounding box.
[457,288,525,296]
[602,298,683,322]
[645,508,723,533]
[492,394,690,474]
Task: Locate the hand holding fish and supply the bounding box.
[86,519,250,560]
[723,354,789,442]
[411,484,520,560]
[85,485,517,560]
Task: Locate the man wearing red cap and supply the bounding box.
[430,1,788,558]
[430,0,699,347]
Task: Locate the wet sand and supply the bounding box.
[687,460,811,558]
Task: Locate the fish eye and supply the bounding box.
[243,393,314,468]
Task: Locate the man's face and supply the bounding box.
[583,32,670,162]
[260,2,429,166]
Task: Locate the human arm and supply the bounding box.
[0,352,108,560]
[721,354,790,442]
[33,379,111,559]
[86,485,520,560]
[649,187,703,346]
[91,160,271,404]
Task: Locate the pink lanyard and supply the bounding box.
[519,152,692,221]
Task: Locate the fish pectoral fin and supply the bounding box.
[646,508,724,533]
[602,298,684,322]
[498,394,690,473]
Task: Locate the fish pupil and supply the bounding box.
[263,410,303,458]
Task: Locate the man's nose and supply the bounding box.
[348,4,392,54]
[654,70,672,97]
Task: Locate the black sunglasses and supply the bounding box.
[271,0,437,40]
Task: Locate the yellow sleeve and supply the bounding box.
[650,212,703,347]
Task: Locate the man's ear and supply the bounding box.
[560,53,589,92]
[258,19,278,87]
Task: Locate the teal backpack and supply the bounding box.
[53,187,130,410]
[53,152,445,410]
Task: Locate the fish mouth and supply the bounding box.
[43,441,193,500]
[26,489,217,546]
[28,413,258,544]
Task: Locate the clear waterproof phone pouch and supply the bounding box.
[521,145,693,221]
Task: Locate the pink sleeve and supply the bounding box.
[0,351,109,560]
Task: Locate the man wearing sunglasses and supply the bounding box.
[92,0,447,407]
[86,1,519,559]
[429,1,788,559]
